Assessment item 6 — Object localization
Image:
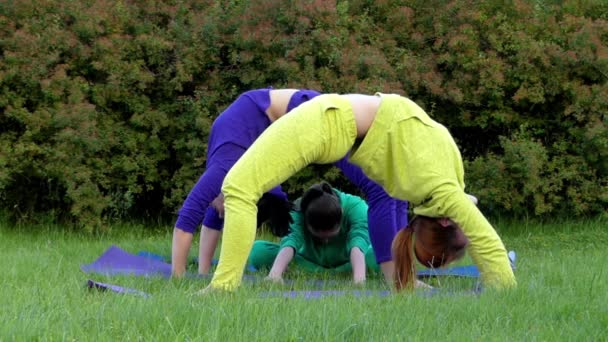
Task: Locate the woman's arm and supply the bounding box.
[350,247,366,284]
[198,226,221,274]
[173,163,229,276]
[269,212,304,281]
[340,191,371,284]
[267,247,295,282]
[171,228,193,277]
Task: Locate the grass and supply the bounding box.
[1,218,607,341]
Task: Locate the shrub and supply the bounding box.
[0,0,606,230]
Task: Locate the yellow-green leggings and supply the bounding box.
[211,94,357,290]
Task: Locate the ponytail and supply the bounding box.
[301,181,337,210]
[392,227,416,291]
[300,185,324,213]
[300,181,341,233]
[320,182,333,194]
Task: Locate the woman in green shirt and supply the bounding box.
[248,182,376,284]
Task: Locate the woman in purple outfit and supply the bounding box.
[172,88,408,283]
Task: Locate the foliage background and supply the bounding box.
[1,0,606,230]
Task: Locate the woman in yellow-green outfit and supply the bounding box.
[205,93,516,292]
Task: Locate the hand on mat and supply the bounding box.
[415,279,433,289]
[353,275,366,285]
[264,275,285,285]
[195,285,219,296]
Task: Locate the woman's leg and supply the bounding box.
[334,156,406,282]
[172,161,228,276]
[210,95,357,290]
[198,224,221,274]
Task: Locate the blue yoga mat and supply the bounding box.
[417,251,516,278]
[261,287,483,299]
[417,265,480,278]
[261,290,391,299]
[82,247,512,300]
[135,251,258,272]
[85,246,515,280]
[82,246,258,279]
[81,245,172,278]
[135,251,167,263]
[87,279,150,298]
[133,250,491,278]
[85,284,479,300]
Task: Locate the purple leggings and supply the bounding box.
[334,158,409,263]
[286,92,409,264]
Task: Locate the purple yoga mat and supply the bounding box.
[415,251,516,278]
[262,287,483,299]
[87,279,150,298]
[262,290,392,299]
[81,245,172,277]
[417,265,480,278]
[83,246,514,282]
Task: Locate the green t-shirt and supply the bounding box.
[280,189,370,268]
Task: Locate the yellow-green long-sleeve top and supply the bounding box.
[210,93,516,291]
[281,189,370,267]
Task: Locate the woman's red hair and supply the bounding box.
[392,216,468,291]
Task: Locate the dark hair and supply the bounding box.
[299,182,342,233]
[392,216,468,291]
[256,193,293,237]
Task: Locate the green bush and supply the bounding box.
[0,0,606,230]
[465,127,607,217]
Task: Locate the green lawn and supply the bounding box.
[1,218,606,340]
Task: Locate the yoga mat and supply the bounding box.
[85,246,515,280]
[81,245,172,277]
[261,290,391,299]
[261,287,482,299]
[85,284,391,299]
[509,251,517,269]
[417,251,516,278]
[85,281,480,300]
[136,251,258,272]
[83,246,259,281]
[136,251,167,262]
[417,265,480,278]
[87,279,150,298]
[85,283,480,300]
